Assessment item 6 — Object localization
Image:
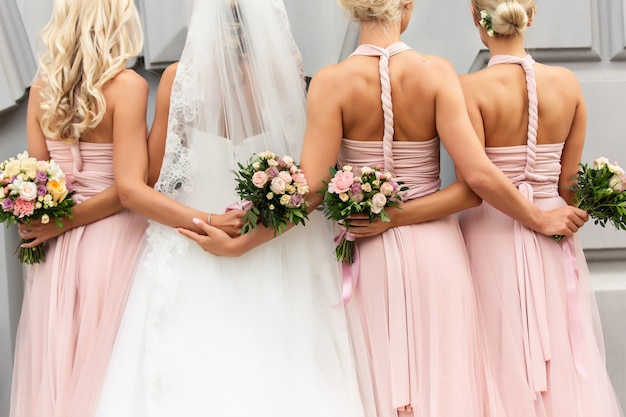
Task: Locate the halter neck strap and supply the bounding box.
[488,54,548,182]
[350,42,412,174]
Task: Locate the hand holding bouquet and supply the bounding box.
[554,156,626,242]
[233,151,310,235]
[321,165,406,263]
[0,151,75,263]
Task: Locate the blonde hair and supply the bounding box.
[472,0,534,36]
[337,0,412,24]
[38,0,144,142]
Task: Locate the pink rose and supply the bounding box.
[292,172,307,185]
[278,171,293,184]
[329,171,354,194]
[252,171,268,188]
[380,181,394,196]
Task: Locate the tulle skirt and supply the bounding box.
[459,197,624,417]
[10,208,147,417]
[95,210,374,417]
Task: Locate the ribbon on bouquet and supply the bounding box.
[334,229,360,304]
[561,237,588,378]
[226,199,253,212]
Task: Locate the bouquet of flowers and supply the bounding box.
[554,156,626,242]
[320,165,406,263]
[233,151,310,235]
[0,151,75,264]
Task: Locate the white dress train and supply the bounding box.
[95,133,373,417]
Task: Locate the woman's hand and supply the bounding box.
[344,213,395,239]
[18,219,67,248]
[177,217,247,257]
[211,210,246,237]
[536,205,588,237]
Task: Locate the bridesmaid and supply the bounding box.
[458,1,624,416]
[184,1,588,416]
[10,1,148,416]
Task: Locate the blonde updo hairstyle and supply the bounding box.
[338,0,412,24]
[38,0,144,142]
[472,0,534,36]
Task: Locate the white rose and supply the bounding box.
[280,194,291,206]
[20,158,37,179]
[18,181,38,201]
[360,166,373,175]
[41,214,50,224]
[270,177,286,194]
[267,159,279,167]
[607,162,625,176]
[282,156,294,168]
[4,159,21,178]
[362,183,372,193]
[371,192,387,214]
[339,192,349,202]
[342,165,353,172]
[593,157,610,170]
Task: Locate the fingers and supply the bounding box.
[176,226,203,243]
[20,238,42,249]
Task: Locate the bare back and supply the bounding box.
[332,48,455,143]
[461,62,583,148]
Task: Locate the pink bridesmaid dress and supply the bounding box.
[338,43,503,417]
[10,140,147,417]
[459,54,624,417]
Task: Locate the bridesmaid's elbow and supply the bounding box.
[463,169,492,199]
[116,181,140,210]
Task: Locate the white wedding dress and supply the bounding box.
[95,132,373,417]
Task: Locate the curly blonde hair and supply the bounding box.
[472,0,534,37]
[337,0,412,24]
[38,0,143,142]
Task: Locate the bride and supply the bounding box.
[95,0,374,416]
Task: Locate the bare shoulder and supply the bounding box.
[309,63,344,93]
[459,68,488,94]
[109,69,149,94]
[536,63,581,92]
[412,53,458,78]
[161,62,179,80]
[30,77,45,90]
[28,77,45,103]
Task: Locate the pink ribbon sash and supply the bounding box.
[226,199,253,212]
[334,230,360,304]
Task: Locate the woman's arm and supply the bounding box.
[115,66,244,236]
[346,179,480,238]
[558,77,587,205]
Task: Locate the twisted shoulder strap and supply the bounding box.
[488,54,549,182]
[350,42,411,173]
